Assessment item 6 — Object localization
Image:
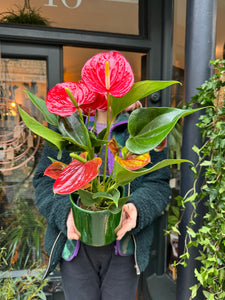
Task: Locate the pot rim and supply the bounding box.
[70,193,113,215]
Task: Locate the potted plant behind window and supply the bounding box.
[0,0,50,26]
[18,51,201,247]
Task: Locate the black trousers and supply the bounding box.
[60,241,139,300]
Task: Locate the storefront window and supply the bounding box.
[63,47,144,82]
[0,0,139,35]
[0,58,48,269]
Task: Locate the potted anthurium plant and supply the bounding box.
[18,51,199,246]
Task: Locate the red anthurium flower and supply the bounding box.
[53,157,102,194]
[46,81,96,117]
[81,93,108,116]
[154,137,167,152]
[115,152,150,171]
[44,161,67,180]
[44,152,88,180]
[81,51,134,97]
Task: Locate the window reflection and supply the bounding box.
[0,58,47,270]
[0,58,46,177]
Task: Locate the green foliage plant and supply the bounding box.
[0,197,47,270]
[0,229,48,300]
[171,60,225,299]
[18,50,202,213]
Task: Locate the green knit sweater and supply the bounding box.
[33,114,171,278]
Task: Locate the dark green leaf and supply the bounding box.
[65,143,86,153]
[18,105,66,151]
[111,80,180,119]
[108,196,130,214]
[93,189,120,206]
[114,159,192,186]
[78,189,96,207]
[25,90,58,127]
[127,107,203,154]
[89,130,108,147]
[58,113,91,151]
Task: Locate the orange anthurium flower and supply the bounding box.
[108,138,120,157]
[44,161,67,180]
[115,152,150,171]
[109,142,150,171]
[154,137,167,152]
[53,157,102,194]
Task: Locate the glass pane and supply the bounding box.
[0,0,139,35]
[63,46,144,82]
[0,58,48,270]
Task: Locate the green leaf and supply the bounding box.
[25,90,58,127]
[114,158,192,186]
[78,189,96,207]
[184,192,198,203]
[192,145,200,155]
[65,143,87,153]
[171,226,180,235]
[39,293,47,300]
[89,130,108,147]
[168,215,179,227]
[195,269,204,286]
[78,188,123,209]
[190,284,198,299]
[93,188,120,207]
[203,291,214,300]
[199,226,210,234]
[188,227,196,238]
[200,160,212,167]
[111,80,180,119]
[18,106,66,151]
[171,205,180,218]
[108,195,130,214]
[126,107,204,154]
[58,113,91,151]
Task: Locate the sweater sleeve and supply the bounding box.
[129,149,171,234]
[33,142,72,236]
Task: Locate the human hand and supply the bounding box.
[66,208,81,240]
[123,100,142,112]
[115,203,137,240]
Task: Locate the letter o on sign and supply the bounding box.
[62,0,82,8]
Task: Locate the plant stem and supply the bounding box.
[65,87,84,122]
[86,109,91,129]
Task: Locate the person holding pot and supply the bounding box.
[33,101,171,300]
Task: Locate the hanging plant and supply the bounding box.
[171,59,225,299]
[0,0,50,26]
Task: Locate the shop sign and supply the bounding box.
[44,0,82,9]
